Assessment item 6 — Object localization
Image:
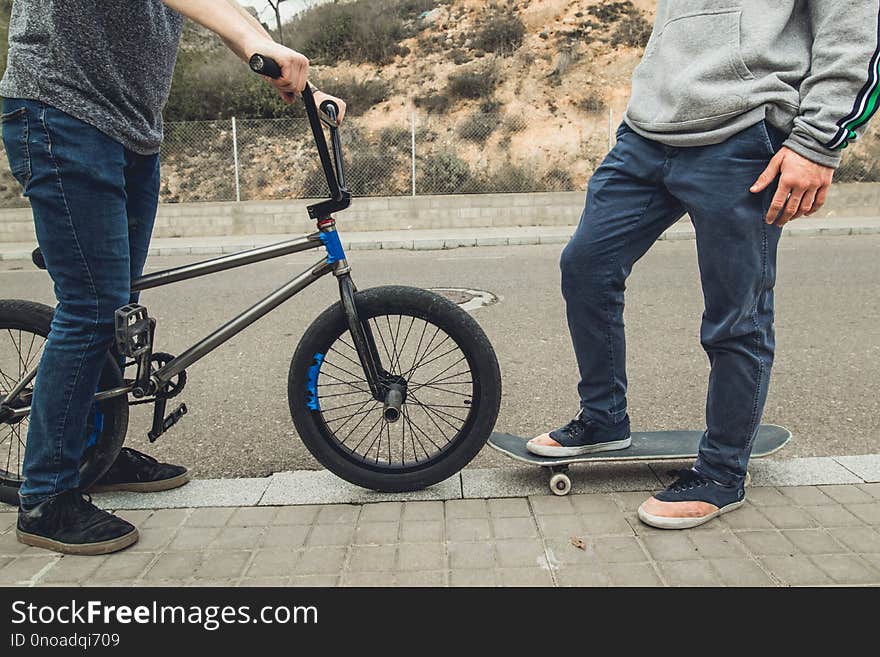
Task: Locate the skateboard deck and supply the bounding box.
[488,424,791,495]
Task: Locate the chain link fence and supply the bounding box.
[1,111,878,208]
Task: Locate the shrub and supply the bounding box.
[289,2,407,65]
[472,8,526,55]
[482,164,545,193]
[347,149,408,196]
[414,91,451,114]
[502,113,527,134]
[379,126,412,149]
[575,92,605,114]
[448,67,497,99]
[457,111,497,143]
[417,152,478,194]
[611,13,653,48]
[311,76,391,114]
[587,1,636,23]
[543,167,575,191]
[450,49,473,65]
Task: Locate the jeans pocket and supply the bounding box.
[758,120,787,158]
[1,105,32,189]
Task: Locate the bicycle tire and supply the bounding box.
[0,299,128,491]
[289,286,501,492]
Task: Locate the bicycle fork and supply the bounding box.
[323,222,403,423]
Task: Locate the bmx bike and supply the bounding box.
[0,56,502,495]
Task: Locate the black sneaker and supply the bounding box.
[527,412,631,457]
[638,468,746,529]
[88,448,190,493]
[17,490,139,555]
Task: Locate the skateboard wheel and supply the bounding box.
[549,473,571,496]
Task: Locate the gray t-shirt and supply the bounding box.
[0,0,184,155]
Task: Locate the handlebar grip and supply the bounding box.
[249,54,282,79]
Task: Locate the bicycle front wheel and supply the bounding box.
[289,286,501,492]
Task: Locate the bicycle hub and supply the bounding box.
[383,381,407,423]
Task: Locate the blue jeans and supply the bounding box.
[1,98,159,506]
[561,120,785,486]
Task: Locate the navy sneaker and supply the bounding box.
[88,448,189,493]
[527,412,631,457]
[638,468,746,529]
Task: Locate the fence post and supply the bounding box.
[411,110,417,197]
[608,107,614,150]
[232,116,241,202]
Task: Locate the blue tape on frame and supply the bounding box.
[307,353,325,411]
[319,231,346,264]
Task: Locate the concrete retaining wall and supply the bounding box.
[2,183,878,243]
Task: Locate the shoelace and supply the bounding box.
[120,448,159,467]
[666,469,710,493]
[556,410,592,439]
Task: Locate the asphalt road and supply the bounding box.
[1,235,878,479]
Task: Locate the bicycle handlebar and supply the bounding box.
[248,54,350,214]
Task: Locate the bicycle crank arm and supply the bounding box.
[148,400,188,443]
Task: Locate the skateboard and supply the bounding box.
[487,424,791,496]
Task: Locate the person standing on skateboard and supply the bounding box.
[1,0,345,555]
[528,1,880,528]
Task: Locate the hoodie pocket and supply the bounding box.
[627,8,755,129]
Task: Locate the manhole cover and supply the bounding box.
[429,288,497,312]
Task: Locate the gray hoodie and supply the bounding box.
[623,1,880,168]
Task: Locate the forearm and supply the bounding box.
[787,1,880,168]
[162,0,267,60]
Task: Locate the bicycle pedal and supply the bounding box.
[148,403,187,443]
[114,304,154,359]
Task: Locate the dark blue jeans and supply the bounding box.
[1,98,159,506]
[561,120,785,486]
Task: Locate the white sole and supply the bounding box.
[637,499,745,530]
[526,436,632,458]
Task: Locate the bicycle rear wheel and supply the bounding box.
[289,286,501,492]
[0,300,128,491]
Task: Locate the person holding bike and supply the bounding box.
[1,0,345,555]
[528,1,880,528]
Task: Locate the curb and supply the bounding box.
[0,452,866,510]
[1,222,879,261]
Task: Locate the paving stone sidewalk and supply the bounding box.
[1,482,879,587]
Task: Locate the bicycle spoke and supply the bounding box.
[392,316,416,376]
[318,371,370,394]
[319,398,376,414]
[317,388,375,399]
[410,391,467,427]
[406,325,440,378]
[411,366,473,390]
[321,358,368,383]
[336,400,381,446]
[349,411,386,455]
[323,404,380,425]
[402,406,425,461]
[402,333,450,379]
[370,317,394,366]
[328,345,364,370]
[402,405,443,451]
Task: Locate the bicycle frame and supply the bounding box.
[0,86,388,427]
